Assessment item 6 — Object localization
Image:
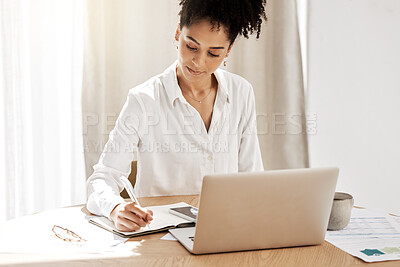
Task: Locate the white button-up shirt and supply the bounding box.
[86,61,264,218]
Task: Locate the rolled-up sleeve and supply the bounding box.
[86,94,141,218]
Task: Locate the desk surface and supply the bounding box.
[0,195,398,267]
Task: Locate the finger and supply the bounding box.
[124,203,153,225]
[146,209,154,222]
[121,209,148,228]
[116,217,141,232]
[142,209,153,224]
[125,203,151,221]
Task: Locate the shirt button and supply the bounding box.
[207,156,213,161]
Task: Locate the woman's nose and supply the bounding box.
[192,53,206,67]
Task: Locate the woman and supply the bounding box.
[87,0,267,232]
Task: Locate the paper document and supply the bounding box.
[161,233,177,241]
[0,206,128,254]
[325,208,400,262]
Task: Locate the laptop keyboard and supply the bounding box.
[189,236,195,242]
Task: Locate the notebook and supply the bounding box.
[89,202,195,238]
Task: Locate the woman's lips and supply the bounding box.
[187,66,203,76]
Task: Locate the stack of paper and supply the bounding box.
[325,208,400,262]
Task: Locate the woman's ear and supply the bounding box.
[175,23,181,41]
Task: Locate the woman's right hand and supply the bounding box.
[110,202,153,232]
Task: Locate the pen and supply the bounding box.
[120,176,150,229]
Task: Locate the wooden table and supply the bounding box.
[0,195,398,266]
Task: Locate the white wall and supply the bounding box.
[308,0,400,214]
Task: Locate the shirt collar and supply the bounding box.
[163,60,231,106]
[163,61,185,106]
[213,68,230,104]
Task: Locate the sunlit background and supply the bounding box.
[1,0,400,222]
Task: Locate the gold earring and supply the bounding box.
[223,60,227,67]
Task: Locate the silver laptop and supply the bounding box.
[169,167,339,254]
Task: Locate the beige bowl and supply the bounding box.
[328,192,354,231]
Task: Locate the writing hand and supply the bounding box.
[110,202,154,232]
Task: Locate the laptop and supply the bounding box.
[169,167,339,254]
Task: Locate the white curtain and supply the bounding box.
[0,0,87,222]
[83,0,308,177]
[226,0,309,169]
[83,0,181,177]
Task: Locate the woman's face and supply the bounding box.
[175,19,233,83]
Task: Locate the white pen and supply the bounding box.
[120,176,151,229]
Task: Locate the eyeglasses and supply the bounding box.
[52,225,87,243]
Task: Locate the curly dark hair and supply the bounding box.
[178,0,267,45]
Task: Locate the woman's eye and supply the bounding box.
[186,44,197,51]
[186,44,219,58]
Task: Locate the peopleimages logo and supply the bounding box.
[82,112,317,137]
[256,112,317,135]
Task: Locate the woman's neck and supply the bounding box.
[176,66,216,97]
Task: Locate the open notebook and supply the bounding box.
[89,202,195,238]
